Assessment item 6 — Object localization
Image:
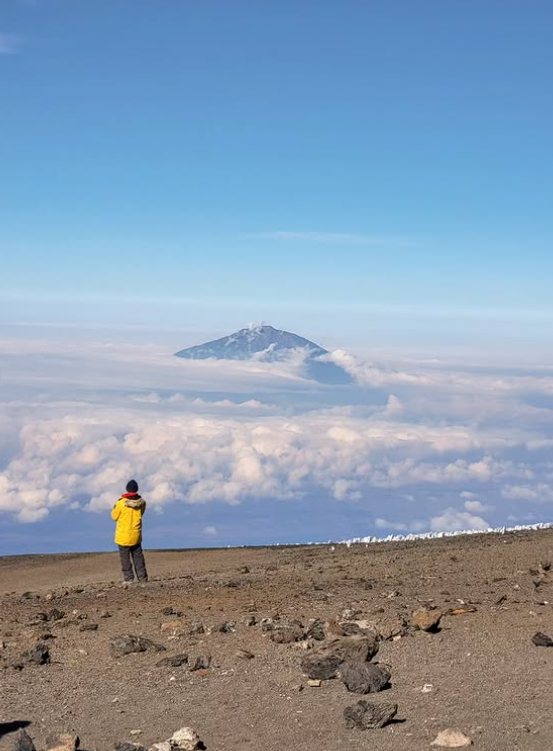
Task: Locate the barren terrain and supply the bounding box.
[1,530,553,751]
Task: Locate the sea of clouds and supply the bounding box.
[1,334,553,553]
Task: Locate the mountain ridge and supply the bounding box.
[174,324,352,384]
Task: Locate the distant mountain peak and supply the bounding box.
[174,324,352,385]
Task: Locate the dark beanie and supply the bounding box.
[126,479,139,494]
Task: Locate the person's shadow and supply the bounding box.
[0,721,30,739]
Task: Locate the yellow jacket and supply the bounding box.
[111,494,146,547]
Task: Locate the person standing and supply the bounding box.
[111,479,148,583]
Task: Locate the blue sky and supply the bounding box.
[2,2,553,553]
[1,0,553,348]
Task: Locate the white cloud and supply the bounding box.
[374,517,427,533]
[430,508,490,533]
[380,394,403,417]
[1,338,553,537]
[0,402,536,523]
[328,349,553,401]
[203,525,217,536]
[501,484,553,503]
[18,507,50,523]
[375,518,408,532]
[463,499,490,513]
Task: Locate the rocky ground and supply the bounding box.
[1,530,553,751]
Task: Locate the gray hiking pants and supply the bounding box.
[118,543,148,582]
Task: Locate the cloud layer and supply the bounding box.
[1,337,553,545]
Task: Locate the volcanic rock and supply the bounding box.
[301,653,342,680]
[339,662,391,694]
[110,636,166,657]
[13,730,36,751]
[21,643,51,665]
[343,700,398,730]
[270,622,304,644]
[532,631,553,647]
[306,619,326,641]
[156,653,189,668]
[189,652,211,671]
[411,608,442,632]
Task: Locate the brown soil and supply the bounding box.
[1,530,553,751]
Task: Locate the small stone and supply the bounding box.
[307,679,322,687]
[190,652,211,671]
[44,733,80,751]
[342,608,363,621]
[306,619,325,641]
[215,620,235,633]
[532,631,553,647]
[270,622,304,644]
[148,744,171,751]
[239,565,250,574]
[156,653,189,668]
[162,607,180,616]
[13,730,36,751]
[301,654,342,680]
[343,700,398,730]
[110,635,166,657]
[189,622,205,635]
[170,726,202,750]
[48,608,65,621]
[340,662,391,694]
[325,619,344,637]
[115,744,146,751]
[341,622,364,636]
[302,634,379,682]
[245,615,257,627]
[360,616,405,641]
[236,649,254,659]
[161,620,185,634]
[448,606,477,616]
[79,623,98,632]
[411,608,442,632]
[21,643,51,665]
[318,634,379,663]
[431,729,473,747]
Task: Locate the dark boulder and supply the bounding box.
[340,662,391,694]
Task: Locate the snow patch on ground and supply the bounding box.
[338,522,553,547]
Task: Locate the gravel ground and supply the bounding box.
[1,529,553,751]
